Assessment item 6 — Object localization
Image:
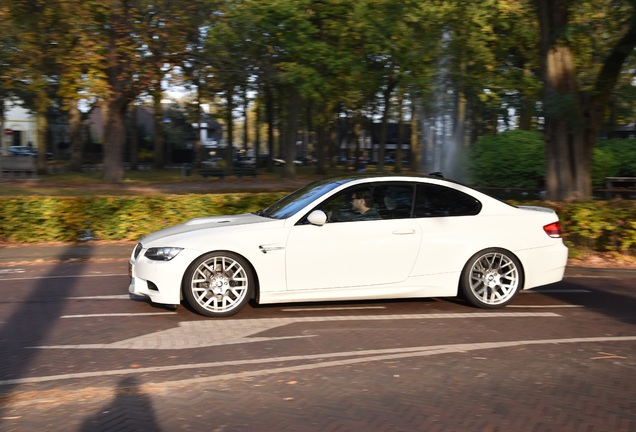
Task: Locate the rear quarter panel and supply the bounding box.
[411,204,567,288]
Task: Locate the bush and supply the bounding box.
[468,133,636,189]
[592,147,619,187]
[517,200,636,257]
[596,139,636,177]
[469,130,545,188]
[1,193,635,259]
[0,193,286,243]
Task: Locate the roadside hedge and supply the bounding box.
[541,200,636,257]
[0,193,286,243]
[0,194,635,258]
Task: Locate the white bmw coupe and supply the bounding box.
[129,174,568,317]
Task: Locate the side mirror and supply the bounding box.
[307,210,327,226]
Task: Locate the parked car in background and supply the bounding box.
[8,146,37,156]
[295,156,317,166]
[7,146,54,160]
[235,155,256,168]
[201,157,223,168]
[129,173,568,318]
[272,157,303,166]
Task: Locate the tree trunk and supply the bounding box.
[101,0,137,184]
[153,91,165,169]
[194,89,203,166]
[410,103,421,174]
[265,85,275,172]
[315,122,327,175]
[35,106,48,175]
[254,99,261,159]
[537,0,587,200]
[243,87,249,151]
[377,90,391,173]
[353,112,362,172]
[395,92,404,174]
[225,85,235,170]
[283,89,300,179]
[68,100,83,172]
[102,98,126,183]
[129,103,139,171]
[536,0,636,200]
[449,90,467,181]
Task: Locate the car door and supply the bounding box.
[284,183,421,291]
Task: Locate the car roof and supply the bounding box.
[314,172,458,188]
[315,173,512,206]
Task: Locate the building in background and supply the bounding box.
[2,100,69,158]
[2,101,38,154]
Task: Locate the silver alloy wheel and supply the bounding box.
[461,249,523,308]
[184,253,252,317]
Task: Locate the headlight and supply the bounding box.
[144,247,183,261]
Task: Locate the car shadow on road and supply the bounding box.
[542,274,636,327]
[79,376,161,432]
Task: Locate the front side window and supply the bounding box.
[318,187,383,222]
[314,182,414,222]
[414,184,481,217]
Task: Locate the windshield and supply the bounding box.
[260,180,345,219]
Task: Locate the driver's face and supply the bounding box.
[351,195,364,211]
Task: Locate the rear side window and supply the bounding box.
[414,184,481,217]
[373,184,414,219]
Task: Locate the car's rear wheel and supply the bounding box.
[183,252,254,317]
[460,248,523,309]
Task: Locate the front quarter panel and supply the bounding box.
[129,219,290,305]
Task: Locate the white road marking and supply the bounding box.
[61,313,176,318]
[37,312,560,350]
[508,305,584,308]
[282,306,387,312]
[0,269,26,274]
[66,295,131,300]
[0,273,127,282]
[522,288,591,293]
[3,335,635,388]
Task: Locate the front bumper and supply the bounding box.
[128,245,202,306]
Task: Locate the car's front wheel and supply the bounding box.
[460,248,523,309]
[183,252,254,317]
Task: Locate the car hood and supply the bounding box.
[140,213,272,244]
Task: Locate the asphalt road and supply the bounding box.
[0,254,634,432]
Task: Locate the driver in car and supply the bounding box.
[330,189,381,221]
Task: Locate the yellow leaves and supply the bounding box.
[0,193,287,243]
[590,352,627,360]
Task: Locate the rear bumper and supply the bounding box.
[517,243,568,290]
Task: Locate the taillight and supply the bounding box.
[543,222,562,238]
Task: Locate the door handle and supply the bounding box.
[392,229,415,235]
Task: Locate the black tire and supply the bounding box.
[460,248,523,309]
[183,252,254,317]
